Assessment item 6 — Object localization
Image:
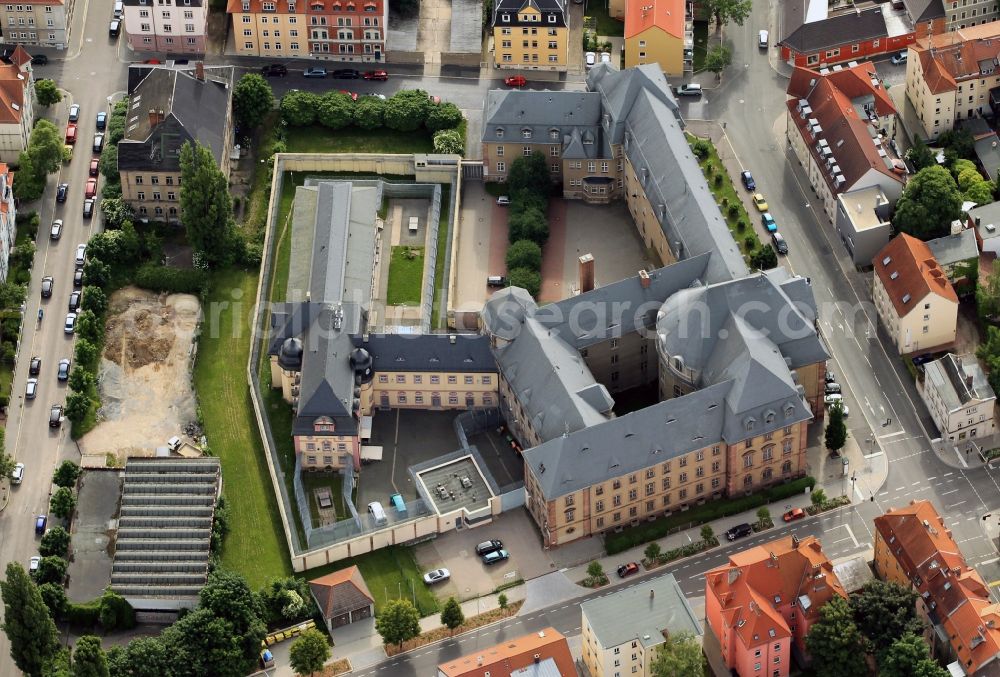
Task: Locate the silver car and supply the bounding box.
[25,378,37,399]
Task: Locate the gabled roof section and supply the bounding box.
[437,628,576,677]
[580,574,702,649]
[912,23,1000,95]
[0,63,28,125]
[625,0,683,40]
[873,233,958,317]
[925,228,978,267]
[309,566,375,620]
[902,0,944,23]
[780,6,887,53]
[361,334,496,373]
[492,0,566,27]
[482,89,604,157]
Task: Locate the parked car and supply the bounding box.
[363,69,389,80]
[740,170,756,191]
[96,111,107,130]
[64,312,77,334]
[890,51,908,65]
[487,275,507,287]
[68,290,81,312]
[109,18,121,38]
[726,522,753,540]
[617,562,640,578]
[29,356,41,376]
[31,54,48,66]
[50,219,62,240]
[758,29,769,48]
[674,83,702,96]
[73,269,83,287]
[303,67,327,78]
[482,549,510,565]
[496,195,511,206]
[825,382,841,395]
[825,371,836,384]
[40,276,54,298]
[752,193,769,211]
[25,378,37,399]
[92,133,104,153]
[75,244,86,266]
[56,183,68,203]
[475,539,504,556]
[504,75,527,87]
[585,52,596,69]
[57,358,70,381]
[68,103,80,122]
[783,508,806,522]
[85,178,97,198]
[35,514,47,533]
[364,93,387,100]
[49,404,63,426]
[761,212,777,233]
[423,568,450,584]
[772,231,788,255]
[29,556,40,574]
[83,198,94,219]
[331,68,361,79]
[600,52,611,64]
[261,64,288,77]
[11,463,24,484]
[89,158,100,176]
[65,123,77,144]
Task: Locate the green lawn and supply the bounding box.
[303,546,440,616]
[286,125,435,154]
[693,22,710,72]
[387,246,424,306]
[584,2,624,36]
[301,473,348,524]
[431,185,451,329]
[194,268,292,587]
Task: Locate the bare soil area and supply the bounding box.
[79,286,201,460]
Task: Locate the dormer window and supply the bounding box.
[549,128,559,140]
[764,411,775,425]
[548,14,556,22]
[745,417,756,432]
[501,12,510,21]
[522,128,532,139]
[496,128,504,138]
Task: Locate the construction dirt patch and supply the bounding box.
[79,286,201,461]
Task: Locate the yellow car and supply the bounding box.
[752,193,768,212]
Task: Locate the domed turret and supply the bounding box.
[350,347,373,384]
[277,337,303,371]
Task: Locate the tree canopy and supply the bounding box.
[433,129,464,155]
[375,599,421,648]
[0,562,60,677]
[508,154,550,195]
[280,90,318,126]
[106,637,172,677]
[849,579,922,656]
[703,0,752,28]
[197,569,267,673]
[825,402,847,453]
[232,73,274,129]
[288,629,330,677]
[879,632,947,677]
[179,141,236,266]
[704,45,732,76]
[316,92,355,130]
[805,596,868,677]
[892,165,963,240]
[440,597,464,634]
[650,631,705,677]
[35,79,62,107]
[28,119,66,175]
[71,636,109,677]
[907,137,935,171]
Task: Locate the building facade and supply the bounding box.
[0,47,35,164]
[0,162,16,284]
[305,0,386,63]
[623,0,691,76]
[123,0,208,54]
[706,535,847,677]
[0,0,71,49]
[779,5,916,70]
[835,186,892,266]
[872,233,959,355]
[491,0,568,71]
[942,0,1000,31]
[922,353,996,443]
[227,0,309,58]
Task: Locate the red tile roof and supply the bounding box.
[437,628,576,677]
[875,500,1000,676]
[624,0,683,40]
[912,23,1000,94]
[308,566,374,620]
[0,63,28,125]
[873,233,958,317]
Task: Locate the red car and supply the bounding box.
[89,158,99,177]
[617,562,640,578]
[65,124,77,144]
[363,69,389,81]
[504,75,527,87]
[84,178,97,198]
[338,90,358,101]
[782,508,806,523]
[429,94,441,104]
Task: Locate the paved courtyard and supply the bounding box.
[67,470,121,603]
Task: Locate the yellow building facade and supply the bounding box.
[227,0,309,58]
[492,0,568,71]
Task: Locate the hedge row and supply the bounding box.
[135,263,208,295]
[604,475,816,554]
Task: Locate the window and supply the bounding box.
[137,191,145,201]
[628,489,637,500]
[596,500,604,512]
[523,146,532,156]
[447,375,457,385]
[496,161,505,173]
[395,374,405,384]
[378,374,388,383]
[743,453,754,468]
[167,192,175,200]
[430,375,440,384]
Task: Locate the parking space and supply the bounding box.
[467,428,524,489]
[413,508,555,600]
[67,470,121,602]
[453,182,506,315]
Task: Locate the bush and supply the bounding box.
[99,589,136,631]
[135,264,208,295]
[714,173,724,187]
[727,203,740,219]
[64,600,101,627]
[425,102,463,132]
[604,476,816,554]
[432,129,464,155]
[506,239,542,271]
[691,139,711,159]
[508,267,541,298]
[280,91,319,126]
[39,526,71,558]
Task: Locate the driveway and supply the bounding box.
[453,182,505,316]
[67,470,122,603]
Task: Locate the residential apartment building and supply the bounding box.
[969,199,1000,256]
[123,0,208,54]
[941,0,1000,31]
[785,61,905,225]
[872,233,959,355]
[875,500,1000,676]
[227,0,309,59]
[0,162,17,283]
[926,227,978,290]
[906,22,1000,139]
[779,5,917,70]
[0,46,34,164]
[117,64,235,224]
[437,627,575,676]
[305,0,387,63]
[835,186,892,266]
[705,535,847,677]
[0,0,71,49]
[623,0,692,75]
[580,574,702,677]
[491,0,568,71]
[922,353,996,443]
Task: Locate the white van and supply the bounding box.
[367,501,388,526]
[758,30,769,49]
[408,216,418,233]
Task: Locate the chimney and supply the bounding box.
[649,589,655,600]
[792,534,800,548]
[195,61,204,81]
[639,269,650,289]
[967,373,974,388]
[148,109,157,127]
[579,253,595,293]
[157,109,165,125]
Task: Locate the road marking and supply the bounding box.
[954,447,970,468]
[844,525,860,547]
[927,476,937,481]
[979,558,1000,566]
[940,488,959,495]
[879,431,905,439]
[864,451,885,460]
[945,472,954,477]
[911,481,922,486]
[989,580,1000,588]
[947,501,967,509]
[853,482,864,502]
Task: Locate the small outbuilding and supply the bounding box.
[309,566,375,630]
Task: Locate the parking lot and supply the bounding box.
[452,181,503,316]
[67,470,121,602]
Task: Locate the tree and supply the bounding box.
[197,569,267,673]
[750,243,777,270]
[316,91,355,130]
[288,628,330,677]
[99,198,132,228]
[81,287,108,316]
[938,128,975,162]
[952,158,978,180]
[352,96,386,130]
[179,141,236,267]
[507,207,548,245]
[52,461,81,490]
[12,152,44,201]
[825,402,847,453]
[644,542,662,563]
[384,90,431,132]
[106,637,171,677]
[704,45,732,77]
[98,144,119,182]
[425,102,463,131]
[36,582,67,620]
[34,557,67,586]
[650,630,704,677]
[439,597,464,635]
[880,632,946,677]
[82,259,111,289]
[498,593,508,610]
[72,338,97,372]
[1,562,60,677]
[432,129,464,155]
[703,0,752,29]
[280,90,318,126]
[98,590,134,632]
[375,599,421,649]
[233,73,274,129]
[64,392,92,424]
[978,327,1000,394]
[68,367,95,394]
[508,154,550,195]
[805,596,867,677]
[908,137,935,171]
[39,526,71,558]
[506,239,542,271]
[72,636,109,677]
[50,487,76,519]
[893,165,963,239]
[0,432,13,483]
[76,310,102,343]
[27,120,65,175]
[850,579,922,656]
[700,524,715,543]
[258,576,315,626]
[810,488,827,507]
[162,607,244,677]
[586,560,605,580]
[35,79,62,107]
[966,178,995,205]
[508,267,541,298]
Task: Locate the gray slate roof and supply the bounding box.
[493,0,566,26]
[780,6,887,53]
[925,353,996,412]
[482,90,608,159]
[118,67,232,173]
[974,134,1000,186]
[903,0,944,22]
[969,201,1000,241]
[586,64,748,285]
[361,334,496,372]
[579,574,702,650]
[925,229,978,268]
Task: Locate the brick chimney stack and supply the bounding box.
[195,61,204,81]
[148,109,157,127]
[639,269,650,289]
[579,253,594,293]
